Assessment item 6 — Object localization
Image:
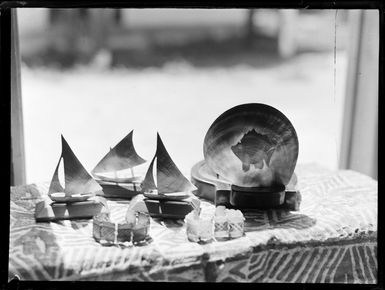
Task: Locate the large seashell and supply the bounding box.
[203,103,298,188]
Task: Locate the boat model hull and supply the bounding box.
[143,191,191,201]
[93,173,142,184]
[95,179,143,199]
[49,192,95,203]
[143,199,194,219]
[129,194,195,219]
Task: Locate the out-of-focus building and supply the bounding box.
[18,9,347,67]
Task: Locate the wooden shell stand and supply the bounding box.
[230,184,285,209]
[191,160,301,211]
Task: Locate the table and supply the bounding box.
[8,164,377,282]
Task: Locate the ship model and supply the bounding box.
[91,130,146,199]
[142,133,196,199]
[136,133,197,219]
[35,135,105,222]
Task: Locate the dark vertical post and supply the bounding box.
[246,9,255,38]
[0,7,12,286]
[114,9,122,26]
[339,10,379,179]
[10,9,26,186]
[277,10,298,59]
[49,9,62,24]
[245,9,255,46]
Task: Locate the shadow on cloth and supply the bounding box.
[244,209,316,232]
[153,218,185,230]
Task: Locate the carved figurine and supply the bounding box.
[231,129,276,171]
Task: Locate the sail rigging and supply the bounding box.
[48,135,102,196]
[142,133,196,194]
[92,130,146,174]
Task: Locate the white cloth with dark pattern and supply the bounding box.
[9,164,377,282]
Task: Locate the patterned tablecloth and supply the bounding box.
[9,164,377,283]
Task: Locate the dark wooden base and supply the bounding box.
[96,181,141,199]
[215,189,301,211]
[35,197,106,222]
[144,199,194,219]
[230,184,285,209]
[191,160,301,211]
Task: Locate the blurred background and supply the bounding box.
[13,8,378,184]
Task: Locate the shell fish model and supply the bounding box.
[203,103,299,188]
[231,129,277,171]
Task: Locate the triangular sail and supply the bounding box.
[92,130,146,174]
[141,155,157,192]
[156,133,196,194]
[60,135,102,195]
[48,156,65,195]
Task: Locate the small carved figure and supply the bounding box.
[231,129,276,171]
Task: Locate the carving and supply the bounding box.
[231,129,276,171]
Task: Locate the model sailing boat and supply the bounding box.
[141,133,197,201]
[133,133,198,219]
[92,130,147,198]
[35,135,104,222]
